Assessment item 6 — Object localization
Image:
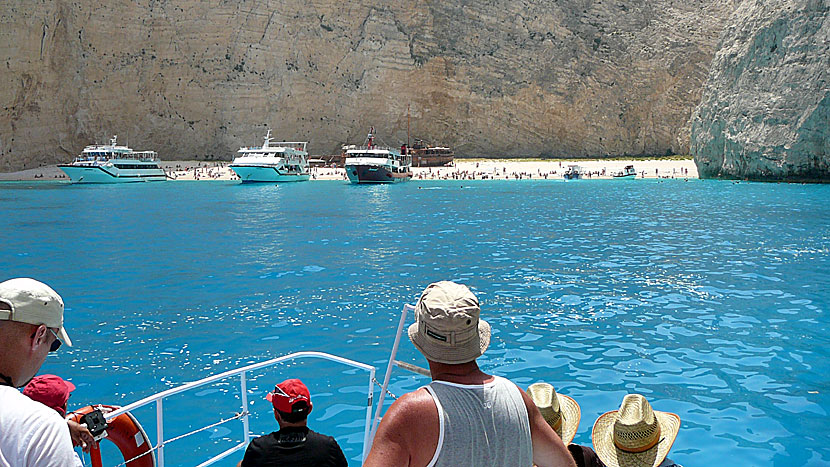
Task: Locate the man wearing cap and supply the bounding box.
[237,378,348,467]
[24,374,96,453]
[365,281,576,467]
[0,278,79,466]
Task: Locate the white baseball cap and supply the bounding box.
[0,278,72,347]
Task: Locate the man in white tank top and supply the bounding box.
[365,281,575,467]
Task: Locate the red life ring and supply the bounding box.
[69,405,155,467]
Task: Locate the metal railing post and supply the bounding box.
[240,372,250,446]
[370,304,413,441]
[156,398,165,467]
[362,369,375,463]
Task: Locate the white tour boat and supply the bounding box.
[229,131,310,182]
[58,136,168,183]
[344,127,412,184]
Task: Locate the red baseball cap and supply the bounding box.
[23,374,76,417]
[266,379,312,413]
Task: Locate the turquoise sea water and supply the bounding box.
[1,179,828,466]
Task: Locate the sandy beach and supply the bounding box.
[0,158,697,181]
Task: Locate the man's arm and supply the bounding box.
[363,389,438,467]
[237,438,262,467]
[25,413,80,467]
[519,388,577,467]
[67,419,95,452]
[329,437,349,467]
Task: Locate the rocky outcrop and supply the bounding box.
[0,1,738,171]
[691,0,829,182]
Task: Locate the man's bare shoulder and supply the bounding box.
[364,387,439,467]
[381,387,436,427]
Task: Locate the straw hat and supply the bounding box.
[526,383,581,445]
[591,394,680,467]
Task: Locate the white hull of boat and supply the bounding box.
[58,165,167,183]
[229,165,310,182]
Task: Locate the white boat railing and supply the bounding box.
[345,145,399,153]
[76,151,159,162]
[371,304,415,440]
[240,142,308,152]
[105,351,376,467]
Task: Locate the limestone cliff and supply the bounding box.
[1,0,738,171]
[691,0,829,182]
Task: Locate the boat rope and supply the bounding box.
[372,377,398,400]
[108,411,249,467]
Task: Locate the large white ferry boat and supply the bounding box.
[58,136,168,183]
[229,131,310,182]
[344,127,412,184]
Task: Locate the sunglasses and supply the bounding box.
[31,327,62,352]
[47,328,62,352]
[272,385,307,405]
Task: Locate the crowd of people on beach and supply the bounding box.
[3,158,697,182]
[165,162,240,181]
[412,164,693,181]
[160,165,694,182]
[1,277,685,467]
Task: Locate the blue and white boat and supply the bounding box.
[612,165,637,179]
[344,127,412,184]
[229,131,310,183]
[563,164,583,180]
[58,136,168,183]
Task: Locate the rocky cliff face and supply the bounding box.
[1,0,738,171]
[691,0,829,182]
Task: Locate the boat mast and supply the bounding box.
[407,104,410,149]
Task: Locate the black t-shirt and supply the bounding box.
[240,426,349,467]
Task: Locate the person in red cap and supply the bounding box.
[23,374,95,452]
[23,374,75,417]
[237,378,347,467]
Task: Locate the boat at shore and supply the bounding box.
[612,165,637,179]
[58,136,168,183]
[229,131,310,182]
[563,164,583,180]
[406,139,454,167]
[344,128,412,184]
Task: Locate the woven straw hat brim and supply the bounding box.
[407,319,491,364]
[556,394,581,445]
[592,410,680,467]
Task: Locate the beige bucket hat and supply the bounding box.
[527,382,581,445]
[592,394,680,467]
[408,281,491,364]
[0,278,72,347]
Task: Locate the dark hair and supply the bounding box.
[277,400,309,424]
